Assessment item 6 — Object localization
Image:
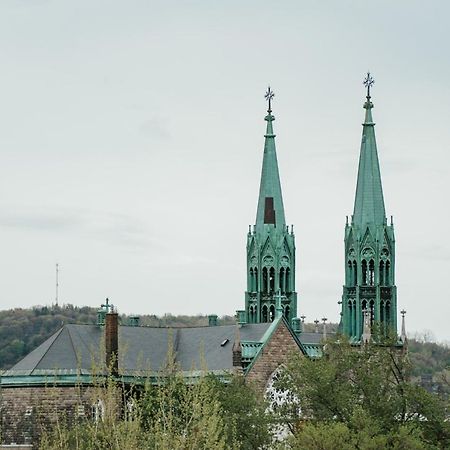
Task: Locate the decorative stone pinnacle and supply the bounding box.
[314,319,319,333]
[264,86,275,114]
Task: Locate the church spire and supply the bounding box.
[255,87,286,234]
[353,73,386,227]
[342,73,398,343]
[245,87,297,325]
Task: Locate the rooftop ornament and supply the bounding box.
[264,86,275,114]
[363,72,375,100]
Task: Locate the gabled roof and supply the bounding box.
[2,322,272,380]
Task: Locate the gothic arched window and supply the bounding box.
[284,305,290,322]
[385,260,391,285]
[269,267,275,293]
[249,268,254,292]
[279,267,285,293]
[92,399,105,423]
[379,260,385,285]
[347,261,352,285]
[385,301,391,328]
[369,260,375,285]
[285,268,291,292]
[262,305,268,322]
[348,300,353,336]
[361,260,368,285]
[269,304,275,322]
[353,261,357,286]
[254,267,258,291]
[262,268,268,294]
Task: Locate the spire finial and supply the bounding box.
[363,72,374,100]
[264,86,275,114]
[400,309,407,343]
[363,72,375,110]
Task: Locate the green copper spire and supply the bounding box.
[245,87,297,325]
[255,87,286,234]
[353,73,386,227]
[341,74,398,343]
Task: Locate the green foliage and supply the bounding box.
[38,363,271,449]
[276,339,450,449]
[205,375,273,449]
[286,416,430,450]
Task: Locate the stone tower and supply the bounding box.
[245,88,297,323]
[341,74,397,341]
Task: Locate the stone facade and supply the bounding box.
[246,320,303,392]
[0,385,119,449]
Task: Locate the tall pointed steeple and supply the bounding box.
[353,73,386,227]
[341,74,398,343]
[245,87,297,325]
[255,87,286,234]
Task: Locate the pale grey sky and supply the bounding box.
[1,1,449,340]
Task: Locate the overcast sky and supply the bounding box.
[0,1,449,341]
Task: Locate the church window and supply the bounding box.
[126,399,136,422]
[266,369,299,439]
[279,267,285,293]
[249,268,254,292]
[284,305,290,321]
[269,267,275,293]
[269,304,275,322]
[348,301,353,336]
[379,260,385,285]
[369,259,375,285]
[361,260,368,285]
[262,305,268,322]
[353,261,357,286]
[254,268,258,291]
[352,300,357,337]
[385,301,391,327]
[286,267,291,292]
[361,300,369,336]
[249,305,257,324]
[262,268,268,294]
[385,260,390,284]
[92,399,105,423]
[347,261,352,285]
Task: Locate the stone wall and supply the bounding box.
[0,384,120,449]
[246,320,303,391]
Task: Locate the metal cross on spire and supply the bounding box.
[363,72,375,99]
[265,86,275,113]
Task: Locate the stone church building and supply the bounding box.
[0,77,406,448]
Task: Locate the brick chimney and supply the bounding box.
[232,325,243,374]
[105,308,119,377]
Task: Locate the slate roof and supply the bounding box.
[3,322,272,378]
[298,332,337,358]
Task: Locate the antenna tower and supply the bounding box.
[55,263,59,307]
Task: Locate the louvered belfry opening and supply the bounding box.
[264,197,275,224]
